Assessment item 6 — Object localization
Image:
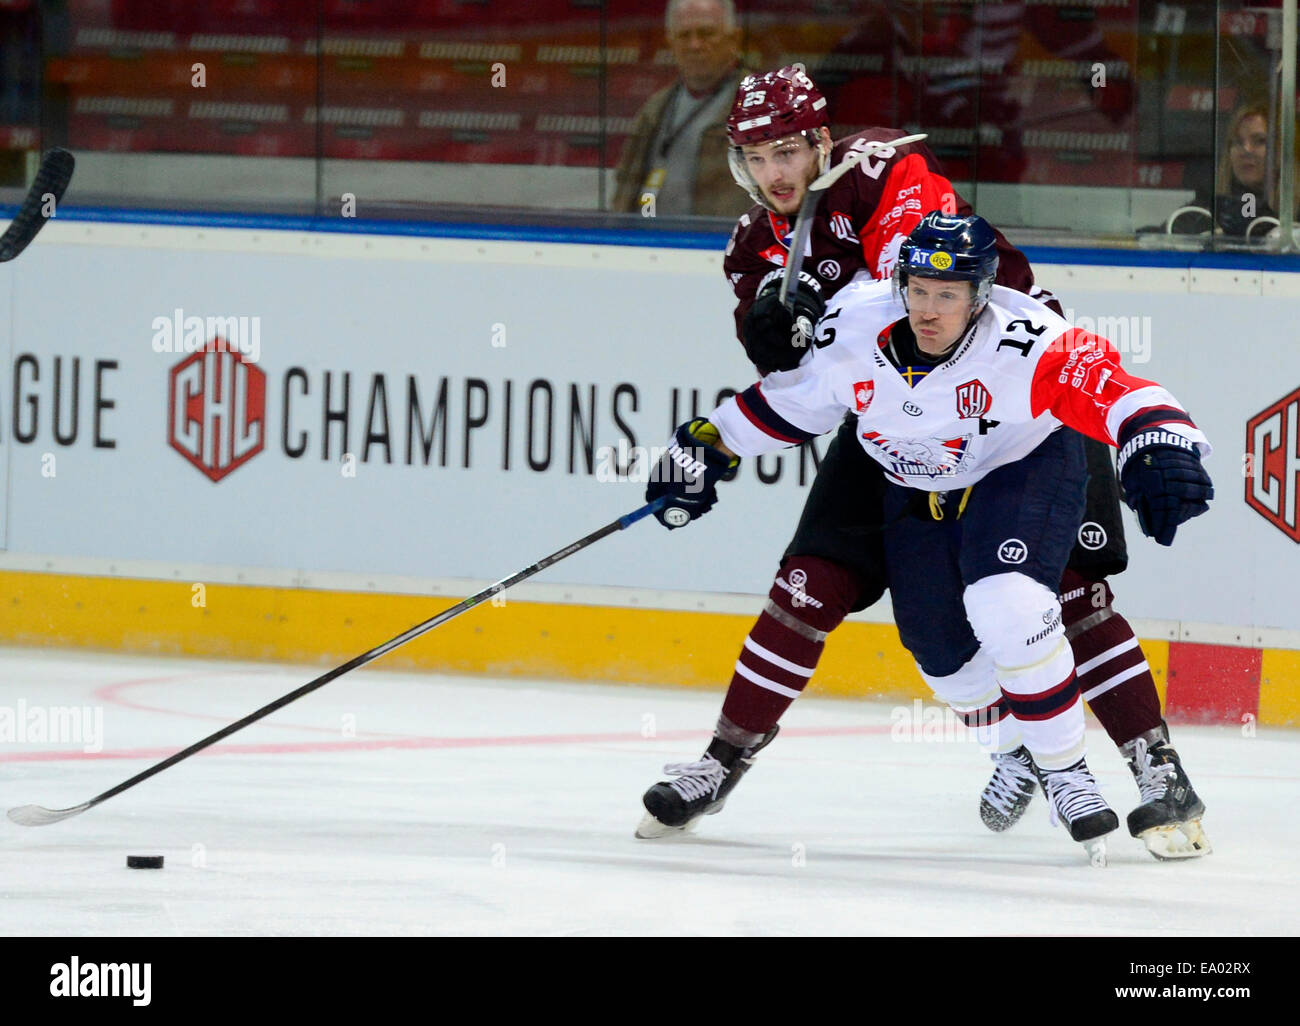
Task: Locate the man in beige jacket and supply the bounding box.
[612,0,751,218]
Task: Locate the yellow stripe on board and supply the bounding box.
[1259,648,1300,726]
[0,569,924,699]
[0,569,1292,724]
[1142,638,1171,713]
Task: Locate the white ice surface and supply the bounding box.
[0,646,1295,936]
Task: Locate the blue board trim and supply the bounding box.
[9,203,1300,271]
[6,204,726,250]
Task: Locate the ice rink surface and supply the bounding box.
[0,646,1295,936]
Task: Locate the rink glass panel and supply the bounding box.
[1205,0,1300,252]
[1,0,1296,253]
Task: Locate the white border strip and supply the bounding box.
[14,220,1300,295]
[20,219,726,275]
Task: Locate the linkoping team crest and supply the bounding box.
[861,430,973,479]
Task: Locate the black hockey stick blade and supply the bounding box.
[0,147,75,263]
[8,801,92,827]
[7,495,669,827]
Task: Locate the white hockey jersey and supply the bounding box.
[710,280,1209,492]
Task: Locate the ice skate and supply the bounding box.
[979,746,1038,831]
[1037,757,1119,866]
[635,726,779,838]
[1122,727,1211,861]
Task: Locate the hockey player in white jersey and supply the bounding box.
[645,212,1214,862]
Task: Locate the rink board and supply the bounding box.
[5,564,1298,726]
[0,217,1297,724]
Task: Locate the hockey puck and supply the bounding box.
[126,855,164,869]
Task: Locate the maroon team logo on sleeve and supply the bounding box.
[955,379,993,419]
[828,211,858,243]
[168,339,266,482]
[853,381,875,412]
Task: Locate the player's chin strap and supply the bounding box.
[946,294,992,347]
[929,487,973,521]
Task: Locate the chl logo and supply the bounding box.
[1078,521,1108,550]
[1245,386,1300,542]
[955,378,992,419]
[168,339,266,483]
[997,538,1028,564]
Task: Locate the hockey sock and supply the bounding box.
[1060,570,1163,747]
[719,555,860,736]
[996,642,1085,771]
[918,648,1021,752]
[964,573,1086,770]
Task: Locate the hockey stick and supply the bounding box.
[778,133,927,309]
[8,495,670,827]
[0,147,75,263]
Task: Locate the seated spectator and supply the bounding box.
[1165,101,1297,238]
[1213,101,1277,235]
[611,0,751,218]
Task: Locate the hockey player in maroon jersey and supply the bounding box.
[643,211,1214,862]
[635,66,1210,860]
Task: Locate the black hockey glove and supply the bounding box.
[741,270,826,375]
[1116,430,1213,547]
[646,419,740,529]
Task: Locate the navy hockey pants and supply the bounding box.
[881,427,1088,678]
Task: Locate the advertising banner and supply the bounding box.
[1,228,1297,633]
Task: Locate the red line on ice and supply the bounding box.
[91,670,417,739]
[0,725,889,763]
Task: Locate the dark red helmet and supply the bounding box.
[725,65,829,147]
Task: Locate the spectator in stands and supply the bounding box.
[1166,101,1298,238]
[611,0,750,218]
[1213,101,1278,235]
